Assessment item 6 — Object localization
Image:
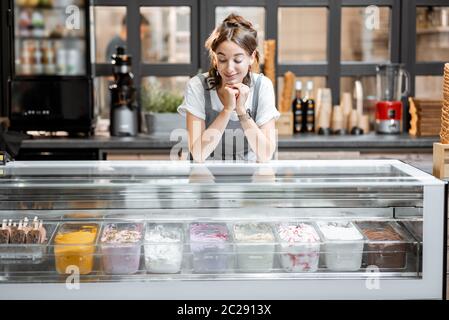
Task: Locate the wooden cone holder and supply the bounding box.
[433,143,449,178]
[433,63,449,179]
[276,112,293,136]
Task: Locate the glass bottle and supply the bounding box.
[292,80,304,133]
[32,40,43,74]
[304,80,316,133]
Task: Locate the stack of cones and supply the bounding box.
[279,71,295,112]
[432,63,449,178]
[441,63,449,143]
[276,71,295,135]
[263,40,276,86]
[409,98,442,136]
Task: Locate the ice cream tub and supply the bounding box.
[0,217,58,262]
[54,223,99,275]
[316,221,364,271]
[233,223,275,272]
[275,222,321,272]
[189,223,231,273]
[356,221,413,270]
[401,220,423,242]
[400,220,423,271]
[144,223,183,273]
[100,222,143,275]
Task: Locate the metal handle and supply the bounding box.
[353,80,363,114]
[401,69,410,97]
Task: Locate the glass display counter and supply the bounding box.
[0,160,446,299]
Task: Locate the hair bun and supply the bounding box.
[224,20,240,28]
[223,14,253,30]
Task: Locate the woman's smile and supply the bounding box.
[222,73,240,83]
[223,73,238,79]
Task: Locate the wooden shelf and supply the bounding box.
[15,36,84,40]
[417,26,449,35]
[15,5,85,10]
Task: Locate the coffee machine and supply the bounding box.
[375,64,410,134]
[109,47,138,136]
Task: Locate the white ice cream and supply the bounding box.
[317,221,363,241]
[144,224,183,273]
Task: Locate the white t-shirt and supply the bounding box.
[177,72,280,126]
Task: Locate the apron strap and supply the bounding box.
[197,73,220,159]
[197,74,212,119]
[251,73,264,123]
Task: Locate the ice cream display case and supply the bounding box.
[0,160,446,300]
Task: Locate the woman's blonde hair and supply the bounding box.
[205,13,260,89]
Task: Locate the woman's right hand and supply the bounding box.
[222,85,239,113]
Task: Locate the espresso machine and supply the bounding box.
[375,64,410,134]
[109,47,138,136]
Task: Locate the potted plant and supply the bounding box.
[141,82,184,134]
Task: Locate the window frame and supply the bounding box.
[7,0,444,132]
[93,0,199,85]
[413,0,449,82]
[204,0,401,107]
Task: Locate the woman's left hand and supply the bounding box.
[228,83,250,115]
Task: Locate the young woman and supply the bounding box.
[178,14,280,162]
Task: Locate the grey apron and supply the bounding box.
[195,73,263,161]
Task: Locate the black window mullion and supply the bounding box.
[139,0,196,5]
[140,64,196,76]
[279,0,329,5]
[203,0,216,73]
[1,0,8,117]
[93,0,127,5]
[266,0,278,99]
[265,0,278,48]
[390,0,401,63]
[401,0,416,97]
[200,0,209,73]
[341,0,394,5]
[328,0,342,105]
[340,63,378,76]
[278,64,328,76]
[125,1,141,131]
[209,0,266,6]
[416,62,446,76]
[401,0,416,132]
[191,0,199,76]
[416,0,449,5]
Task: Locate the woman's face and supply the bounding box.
[214,40,254,86]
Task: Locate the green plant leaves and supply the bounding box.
[141,82,184,113]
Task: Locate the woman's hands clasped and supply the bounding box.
[221,86,239,113]
[223,83,250,115]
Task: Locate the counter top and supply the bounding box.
[19,133,438,151]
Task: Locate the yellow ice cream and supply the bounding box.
[54,224,98,275]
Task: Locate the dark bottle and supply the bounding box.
[303,80,315,133]
[292,80,305,133]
